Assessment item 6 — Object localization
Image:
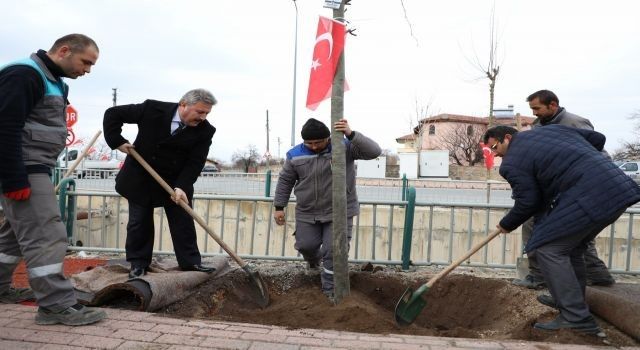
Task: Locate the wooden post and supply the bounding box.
[331,0,349,304]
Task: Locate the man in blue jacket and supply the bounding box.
[484,125,640,334]
[513,89,614,289]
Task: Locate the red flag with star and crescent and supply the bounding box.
[479,142,494,169]
[306,16,346,111]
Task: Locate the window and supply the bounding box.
[622,163,638,171]
[467,125,473,136]
[429,125,435,135]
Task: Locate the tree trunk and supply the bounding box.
[488,78,495,127]
[331,2,349,304]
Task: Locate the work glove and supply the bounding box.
[4,187,31,200]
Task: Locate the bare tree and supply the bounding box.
[464,3,503,127]
[611,141,640,161]
[437,124,485,166]
[612,109,640,160]
[407,97,434,152]
[231,144,260,173]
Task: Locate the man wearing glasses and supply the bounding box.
[484,125,640,334]
[273,118,381,301]
[512,89,615,290]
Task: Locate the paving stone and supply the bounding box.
[199,337,252,349]
[70,334,125,349]
[112,328,163,342]
[116,340,170,349]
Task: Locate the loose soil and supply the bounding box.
[146,261,639,347]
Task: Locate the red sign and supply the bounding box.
[66,128,75,146]
[66,105,78,128]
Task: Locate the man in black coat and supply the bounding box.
[484,125,640,334]
[104,88,217,279]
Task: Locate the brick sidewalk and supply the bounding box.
[0,304,631,350]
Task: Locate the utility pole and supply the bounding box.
[290,0,299,146]
[112,88,118,106]
[329,0,349,304]
[265,110,271,170]
[277,137,282,160]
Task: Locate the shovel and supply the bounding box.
[128,148,269,308]
[395,229,502,326]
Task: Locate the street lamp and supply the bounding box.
[290,0,298,147]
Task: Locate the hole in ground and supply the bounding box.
[154,263,639,347]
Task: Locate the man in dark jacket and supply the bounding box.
[103,89,217,279]
[484,125,640,334]
[273,118,381,300]
[513,89,614,289]
[0,34,106,326]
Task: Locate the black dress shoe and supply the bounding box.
[181,264,216,273]
[128,266,147,279]
[536,294,558,309]
[534,315,602,334]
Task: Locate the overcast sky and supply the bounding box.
[2,0,639,162]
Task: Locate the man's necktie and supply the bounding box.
[172,121,185,136]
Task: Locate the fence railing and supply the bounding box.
[58,186,640,274]
[54,170,513,203]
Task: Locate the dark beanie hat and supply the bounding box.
[301,118,330,140]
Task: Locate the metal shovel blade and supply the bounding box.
[243,264,270,308]
[394,285,428,326]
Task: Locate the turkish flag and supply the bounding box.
[306,16,346,111]
[479,142,494,170]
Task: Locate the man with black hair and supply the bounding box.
[273,118,381,300]
[513,89,614,289]
[0,34,106,326]
[484,125,640,334]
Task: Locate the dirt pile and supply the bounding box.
[145,262,639,347]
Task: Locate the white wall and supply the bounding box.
[356,157,386,178]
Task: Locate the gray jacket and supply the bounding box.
[532,107,593,130]
[274,131,381,223]
[532,107,610,158]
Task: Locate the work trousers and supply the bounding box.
[0,174,76,312]
[533,207,626,322]
[126,200,202,269]
[294,217,353,293]
[522,216,612,281]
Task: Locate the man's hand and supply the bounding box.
[172,187,188,205]
[117,143,134,154]
[4,187,31,200]
[334,119,352,137]
[274,210,286,226]
[496,224,512,234]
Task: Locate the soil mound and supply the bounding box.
[118,262,639,347]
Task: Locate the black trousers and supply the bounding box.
[125,200,202,269]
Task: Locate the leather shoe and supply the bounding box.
[128,266,147,279]
[536,294,558,309]
[181,265,216,273]
[534,315,602,334]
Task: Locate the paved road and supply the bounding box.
[71,177,514,205]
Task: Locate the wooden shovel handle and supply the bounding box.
[128,148,248,268]
[425,229,502,288]
[55,130,102,192]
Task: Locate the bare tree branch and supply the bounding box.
[399,0,419,47]
[462,2,503,127]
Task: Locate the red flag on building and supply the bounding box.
[479,142,494,169]
[305,16,346,111]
